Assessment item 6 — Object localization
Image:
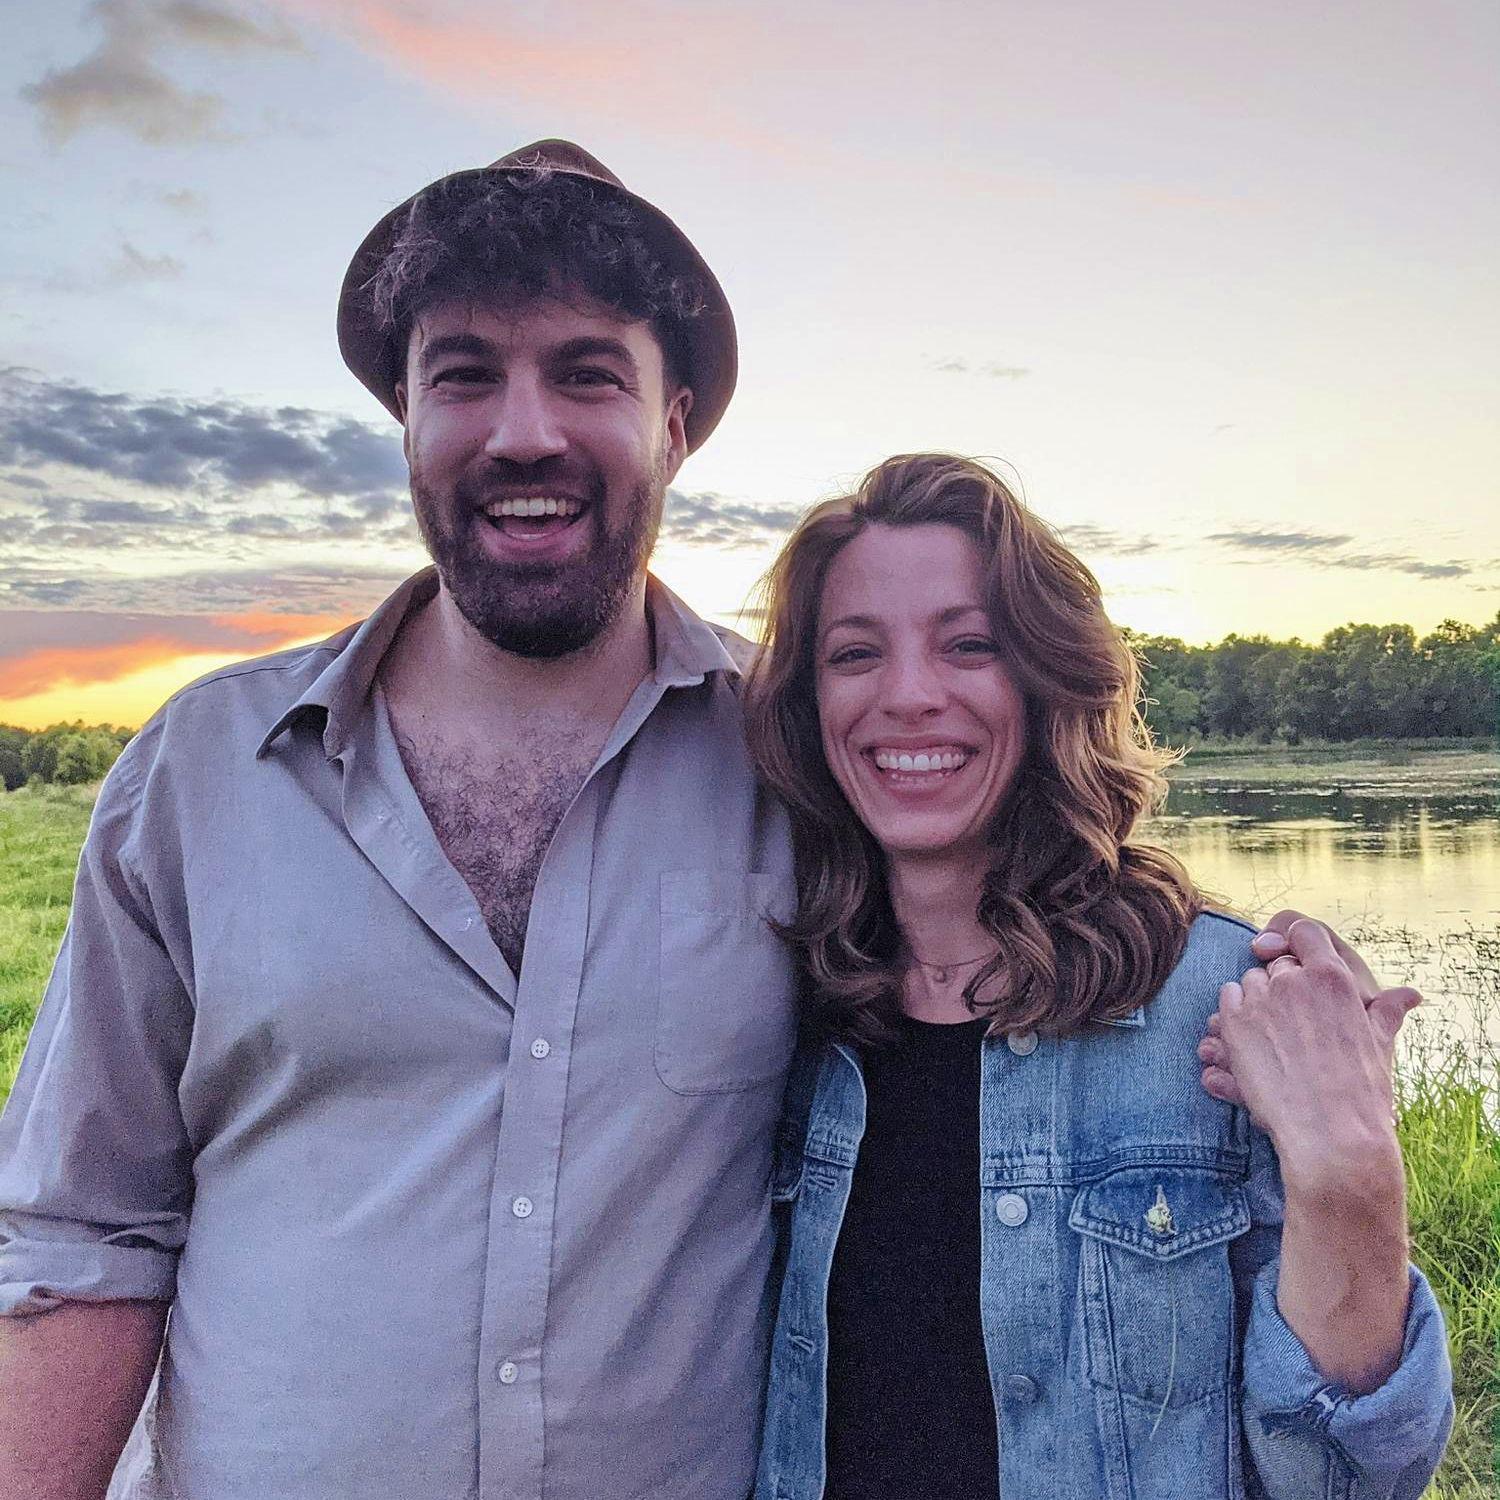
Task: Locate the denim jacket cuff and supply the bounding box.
[1243,1261,1454,1489]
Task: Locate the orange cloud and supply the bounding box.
[0,611,350,700]
[269,0,823,160]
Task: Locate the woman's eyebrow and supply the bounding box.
[819,613,880,637]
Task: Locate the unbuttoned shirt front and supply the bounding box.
[0,570,797,1500]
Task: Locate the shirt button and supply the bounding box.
[995,1192,1029,1227]
[1005,1373,1040,1404]
[511,1196,534,1219]
[497,1361,518,1385]
[1007,1029,1039,1056]
[530,1038,551,1059]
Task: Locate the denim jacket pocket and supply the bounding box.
[1070,1164,1250,1409]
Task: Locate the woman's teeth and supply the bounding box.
[871,749,971,773]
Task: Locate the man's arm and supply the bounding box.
[0,1300,167,1500]
[0,739,194,1497]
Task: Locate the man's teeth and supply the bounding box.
[484,497,583,518]
[871,749,971,772]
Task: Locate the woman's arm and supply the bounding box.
[1216,919,1416,1390]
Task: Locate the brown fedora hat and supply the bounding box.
[336,138,736,452]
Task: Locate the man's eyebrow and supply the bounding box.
[416,333,496,371]
[549,335,640,371]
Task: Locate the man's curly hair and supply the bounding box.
[366,167,708,387]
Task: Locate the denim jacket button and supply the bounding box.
[995,1192,1029,1227]
[1004,1373,1040,1404]
[1006,1030,1039,1056]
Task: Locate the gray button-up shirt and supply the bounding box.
[0,570,797,1500]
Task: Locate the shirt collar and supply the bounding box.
[256,568,747,761]
[645,574,747,687]
[255,569,439,762]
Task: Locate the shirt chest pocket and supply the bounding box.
[1070,1164,1251,1409]
[655,869,798,1095]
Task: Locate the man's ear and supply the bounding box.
[395,381,411,458]
[663,386,693,482]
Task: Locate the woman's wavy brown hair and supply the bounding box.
[743,453,1203,1045]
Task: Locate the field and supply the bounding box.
[1,778,1497,1494]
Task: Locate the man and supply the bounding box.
[0,140,1407,1500]
[0,141,796,1500]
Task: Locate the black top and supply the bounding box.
[824,1014,999,1500]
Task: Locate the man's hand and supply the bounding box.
[1198,908,1423,1107]
[1211,919,1416,1393]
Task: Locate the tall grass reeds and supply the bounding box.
[1382,926,1500,1498]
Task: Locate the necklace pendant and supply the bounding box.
[932,965,950,984]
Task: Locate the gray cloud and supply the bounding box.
[107,240,186,284]
[0,368,408,510]
[661,489,803,550]
[1209,528,1355,553]
[931,358,1031,380]
[1057,523,1161,558]
[1323,553,1469,581]
[158,186,207,214]
[0,560,411,616]
[23,0,301,145]
[1210,528,1468,580]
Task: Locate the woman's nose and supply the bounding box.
[881,651,946,717]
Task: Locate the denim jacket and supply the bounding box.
[756,913,1453,1500]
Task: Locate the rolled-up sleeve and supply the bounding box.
[1236,1128,1454,1499]
[0,742,194,1317]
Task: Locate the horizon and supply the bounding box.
[5,0,1497,729]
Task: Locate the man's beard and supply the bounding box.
[410,455,667,659]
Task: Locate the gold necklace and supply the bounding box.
[907,949,994,985]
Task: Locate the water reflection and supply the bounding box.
[1151,786,1500,933]
[1148,772,1500,1024]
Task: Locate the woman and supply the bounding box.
[743,454,1451,1500]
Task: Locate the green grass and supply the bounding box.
[1393,931,1500,1500]
[0,784,95,1093]
[0,785,1495,1494]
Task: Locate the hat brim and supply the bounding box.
[336,164,736,454]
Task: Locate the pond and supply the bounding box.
[1150,748,1500,1031]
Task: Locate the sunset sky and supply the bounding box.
[4,0,1497,729]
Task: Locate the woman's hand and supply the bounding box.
[1198,909,1423,1109]
[1209,918,1418,1392]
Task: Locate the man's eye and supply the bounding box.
[433,366,494,385]
[563,368,622,388]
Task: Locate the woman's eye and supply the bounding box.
[951,637,1000,657]
[827,645,877,667]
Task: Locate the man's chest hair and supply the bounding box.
[396,724,600,968]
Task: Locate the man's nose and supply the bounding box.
[483,378,567,465]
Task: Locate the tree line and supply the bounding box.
[0,723,134,790]
[3,614,1499,790]
[1132,616,1500,745]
